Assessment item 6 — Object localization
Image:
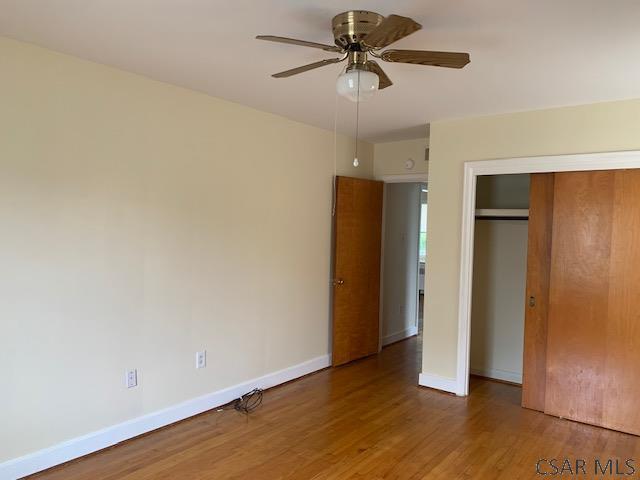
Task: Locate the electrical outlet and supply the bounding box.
[399,304,405,316]
[196,350,206,369]
[126,369,138,388]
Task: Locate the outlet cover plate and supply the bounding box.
[196,350,206,369]
[126,369,138,388]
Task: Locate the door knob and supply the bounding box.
[333,278,344,286]
[529,296,536,307]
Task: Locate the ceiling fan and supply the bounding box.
[257,10,470,101]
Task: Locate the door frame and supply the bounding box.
[456,150,640,396]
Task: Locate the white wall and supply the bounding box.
[423,97,640,382]
[470,219,528,384]
[0,37,374,467]
[374,138,429,178]
[381,183,421,345]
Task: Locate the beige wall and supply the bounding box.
[373,138,429,178]
[0,37,373,463]
[423,98,640,380]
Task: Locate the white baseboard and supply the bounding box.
[418,372,460,395]
[382,326,418,346]
[0,354,331,480]
[470,367,522,385]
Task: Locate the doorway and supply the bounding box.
[331,175,428,368]
[380,182,426,350]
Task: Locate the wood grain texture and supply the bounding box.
[521,173,554,412]
[544,171,615,427]
[332,176,383,366]
[602,169,640,435]
[29,337,640,480]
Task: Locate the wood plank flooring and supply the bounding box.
[29,337,640,479]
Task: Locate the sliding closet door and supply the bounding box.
[544,169,640,435]
[544,170,615,427]
[601,169,640,434]
[521,173,554,412]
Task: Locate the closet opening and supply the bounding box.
[469,174,530,396]
[454,153,640,436]
[465,165,640,436]
[469,174,530,401]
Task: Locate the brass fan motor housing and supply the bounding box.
[331,11,384,50]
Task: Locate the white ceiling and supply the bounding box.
[1,0,640,142]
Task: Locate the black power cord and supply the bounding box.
[233,388,263,414]
[217,388,264,415]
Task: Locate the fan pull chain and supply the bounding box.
[332,73,340,217]
[353,70,360,167]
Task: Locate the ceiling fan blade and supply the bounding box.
[366,61,393,89]
[272,58,344,78]
[256,35,342,53]
[381,49,470,68]
[362,15,421,49]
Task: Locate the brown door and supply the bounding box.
[521,173,554,412]
[544,170,615,428]
[332,176,383,366]
[523,169,640,435]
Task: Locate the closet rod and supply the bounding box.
[475,208,529,220]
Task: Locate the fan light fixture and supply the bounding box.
[336,68,379,102]
[257,10,470,91]
[258,11,472,166]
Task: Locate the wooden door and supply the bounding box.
[521,173,554,412]
[601,169,640,433]
[543,169,640,435]
[544,170,615,427]
[332,176,383,366]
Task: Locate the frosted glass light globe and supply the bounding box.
[336,69,379,102]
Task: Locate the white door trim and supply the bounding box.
[455,150,640,397]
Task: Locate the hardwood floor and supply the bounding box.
[30,337,640,479]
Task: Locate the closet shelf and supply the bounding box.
[475,208,529,219]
